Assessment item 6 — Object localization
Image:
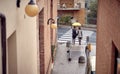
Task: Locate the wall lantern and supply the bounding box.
[87,43,92,51]
[47,18,57,29]
[25,0,39,17]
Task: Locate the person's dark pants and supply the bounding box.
[72,36,76,45]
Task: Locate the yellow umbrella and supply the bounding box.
[72,22,81,26]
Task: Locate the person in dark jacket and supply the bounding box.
[72,26,78,45]
[77,27,83,45]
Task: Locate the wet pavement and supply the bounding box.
[52,44,87,74]
[53,26,96,74]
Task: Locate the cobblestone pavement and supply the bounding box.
[52,44,87,74]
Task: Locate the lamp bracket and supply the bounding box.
[47,18,55,25]
[16,0,20,8]
[28,0,35,5]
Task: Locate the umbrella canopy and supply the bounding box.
[72,22,81,26]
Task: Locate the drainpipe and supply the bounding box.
[50,0,54,45]
[50,0,53,24]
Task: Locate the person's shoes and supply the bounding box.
[68,58,71,61]
[67,50,70,53]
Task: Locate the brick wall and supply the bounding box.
[58,0,86,24]
[58,8,86,24]
[39,8,45,74]
[97,0,120,74]
[74,8,86,24]
[58,10,74,17]
[60,0,74,8]
[38,0,57,74]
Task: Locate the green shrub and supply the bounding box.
[58,16,72,25]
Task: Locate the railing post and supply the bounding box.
[86,36,89,44]
[66,41,72,61]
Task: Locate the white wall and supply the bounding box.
[16,0,38,74]
[0,0,39,74]
[0,0,17,38]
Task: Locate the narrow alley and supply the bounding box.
[0,0,120,74]
[52,26,96,74]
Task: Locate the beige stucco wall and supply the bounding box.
[37,0,44,12]
[0,0,17,38]
[16,0,38,74]
[0,0,39,74]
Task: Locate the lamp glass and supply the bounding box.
[88,44,92,51]
[51,24,57,29]
[25,4,39,17]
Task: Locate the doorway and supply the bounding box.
[8,31,17,74]
[112,42,120,74]
[53,0,97,74]
[0,13,6,74]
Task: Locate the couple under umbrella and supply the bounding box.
[72,22,83,45]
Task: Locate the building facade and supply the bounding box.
[0,0,57,74]
[57,0,86,25]
[96,0,120,74]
